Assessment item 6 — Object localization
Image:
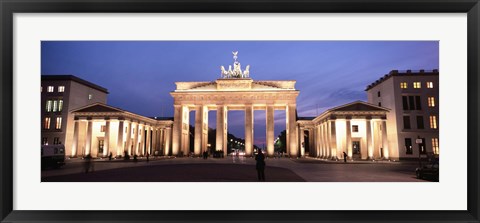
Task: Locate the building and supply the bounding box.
[41,75,109,155]
[70,103,173,158]
[365,69,439,160]
[298,101,390,160]
[170,54,299,158]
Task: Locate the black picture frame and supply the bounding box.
[1,0,479,222]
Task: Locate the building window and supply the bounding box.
[55,117,62,129]
[426,82,434,88]
[409,96,415,110]
[44,117,51,129]
[53,100,58,112]
[413,82,421,88]
[378,102,382,107]
[400,82,408,89]
[432,138,439,154]
[377,91,381,97]
[100,125,106,132]
[88,94,93,100]
[352,125,359,132]
[415,96,422,110]
[42,137,48,145]
[416,116,424,129]
[58,100,63,112]
[428,97,435,107]
[430,115,438,129]
[53,137,60,145]
[58,86,65,92]
[46,100,52,112]
[402,96,409,110]
[405,138,413,154]
[403,116,411,129]
[47,86,54,92]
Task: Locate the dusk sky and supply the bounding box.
[41,41,438,146]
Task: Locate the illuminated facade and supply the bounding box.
[70,103,173,158]
[365,69,439,159]
[41,75,108,154]
[298,101,390,160]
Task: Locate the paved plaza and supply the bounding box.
[41,156,431,182]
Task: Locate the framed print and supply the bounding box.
[1,0,479,222]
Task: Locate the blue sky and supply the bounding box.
[41,41,438,146]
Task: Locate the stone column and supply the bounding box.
[326,121,331,158]
[381,120,389,159]
[146,126,151,155]
[104,119,110,157]
[366,119,373,159]
[158,128,163,155]
[245,105,254,156]
[172,105,182,156]
[117,120,124,157]
[202,107,209,153]
[266,105,275,157]
[319,123,324,158]
[330,119,337,160]
[346,118,352,159]
[85,119,93,156]
[315,124,323,157]
[308,124,318,157]
[324,122,329,158]
[126,121,132,155]
[223,107,228,156]
[72,119,79,157]
[308,129,314,157]
[285,106,290,156]
[133,123,140,155]
[216,105,225,153]
[182,106,190,156]
[299,127,305,157]
[151,127,157,155]
[194,106,204,156]
[165,127,171,156]
[287,104,298,157]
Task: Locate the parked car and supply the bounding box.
[415,160,439,181]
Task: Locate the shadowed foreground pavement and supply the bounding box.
[42,163,306,182]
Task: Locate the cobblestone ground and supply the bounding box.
[41,156,429,182]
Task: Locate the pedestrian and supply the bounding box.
[108,152,112,161]
[84,154,92,173]
[255,149,266,181]
[343,151,348,163]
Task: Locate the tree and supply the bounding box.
[276,130,287,153]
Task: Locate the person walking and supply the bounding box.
[255,149,266,181]
[84,154,92,173]
[343,151,348,163]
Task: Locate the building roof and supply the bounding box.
[41,75,109,94]
[73,104,122,113]
[365,69,439,91]
[297,117,315,121]
[71,103,174,122]
[329,101,389,112]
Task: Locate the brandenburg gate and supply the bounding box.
[170,52,299,157]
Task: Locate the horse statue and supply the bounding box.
[220,66,228,78]
[243,65,250,78]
